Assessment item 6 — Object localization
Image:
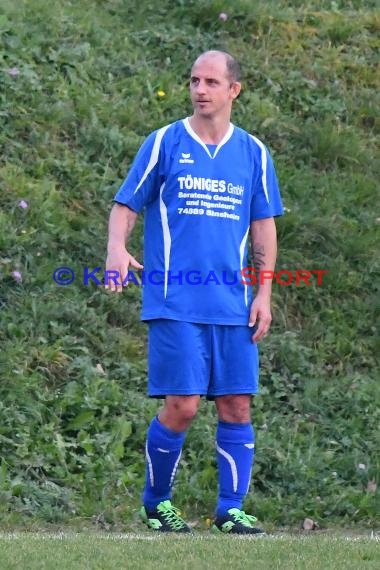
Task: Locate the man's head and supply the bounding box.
[189,50,241,120]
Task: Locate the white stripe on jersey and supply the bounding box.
[133,124,171,194]
[239,229,249,307]
[183,117,234,159]
[159,182,171,298]
[249,135,269,203]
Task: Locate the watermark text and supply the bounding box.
[52,267,328,287]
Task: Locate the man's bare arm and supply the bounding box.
[249,217,278,341]
[105,203,143,292]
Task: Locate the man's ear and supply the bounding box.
[231,81,242,100]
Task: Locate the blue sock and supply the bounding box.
[142,416,186,510]
[215,421,255,516]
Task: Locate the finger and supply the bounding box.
[248,307,258,328]
[116,270,126,292]
[109,277,118,292]
[121,261,143,288]
[253,320,272,342]
[129,256,144,270]
[120,265,138,288]
[105,269,124,292]
[252,324,265,343]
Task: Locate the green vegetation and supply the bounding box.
[0,0,379,531]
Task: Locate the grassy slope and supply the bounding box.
[0,0,379,528]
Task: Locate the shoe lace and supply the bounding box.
[158,501,187,530]
[232,510,258,528]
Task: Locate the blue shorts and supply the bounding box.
[147,319,259,398]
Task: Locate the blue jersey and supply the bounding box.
[114,118,283,325]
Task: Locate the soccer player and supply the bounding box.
[105,50,283,534]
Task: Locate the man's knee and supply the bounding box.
[167,395,200,421]
[159,395,200,431]
[215,394,252,423]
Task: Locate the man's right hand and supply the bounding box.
[105,248,143,293]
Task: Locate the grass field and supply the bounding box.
[0,532,379,570]
[1,0,379,529]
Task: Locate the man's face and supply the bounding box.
[189,54,240,119]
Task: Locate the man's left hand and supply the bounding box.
[248,295,272,342]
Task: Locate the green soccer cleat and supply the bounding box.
[211,508,265,535]
[140,500,192,533]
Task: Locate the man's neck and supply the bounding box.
[188,114,231,145]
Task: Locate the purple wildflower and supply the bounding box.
[18,199,29,209]
[7,67,20,77]
[12,270,23,283]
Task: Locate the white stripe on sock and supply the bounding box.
[169,451,182,488]
[216,443,238,492]
[145,442,154,487]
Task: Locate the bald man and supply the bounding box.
[106,50,284,534]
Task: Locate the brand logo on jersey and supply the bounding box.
[178,175,245,195]
[179,152,194,164]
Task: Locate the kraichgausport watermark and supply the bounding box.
[52,267,328,287]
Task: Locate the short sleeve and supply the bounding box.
[250,144,284,222]
[113,128,166,213]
